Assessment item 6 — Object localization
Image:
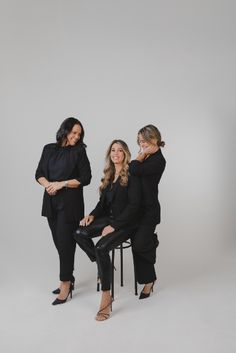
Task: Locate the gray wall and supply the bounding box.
[0,0,235,287]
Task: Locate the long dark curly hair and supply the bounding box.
[56,117,86,147]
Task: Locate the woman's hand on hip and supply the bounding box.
[101,225,115,236]
[80,215,94,226]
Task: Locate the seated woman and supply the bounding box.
[74,139,141,321]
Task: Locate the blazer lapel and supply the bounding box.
[109,178,120,203]
[100,177,120,206]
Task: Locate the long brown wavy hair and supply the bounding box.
[99,139,131,193]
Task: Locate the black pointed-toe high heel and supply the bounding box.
[139,281,155,300]
[52,277,75,295]
[52,287,61,295]
[52,283,73,305]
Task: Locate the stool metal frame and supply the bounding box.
[97,240,138,298]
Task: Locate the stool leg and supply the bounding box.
[133,254,138,296]
[111,249,115,299]
[134,269,138,296]
[120,243,124,287]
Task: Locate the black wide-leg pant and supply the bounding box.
[74,217,135,291]
[131,225,159,284]
[47,209,78,282]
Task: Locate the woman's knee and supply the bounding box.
[73,226,89,242]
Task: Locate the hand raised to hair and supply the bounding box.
[136,145,158,162]
[143,145,158,156]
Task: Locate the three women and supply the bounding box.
[36,120,165,319]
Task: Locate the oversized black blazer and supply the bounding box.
[35,143,92,222]
[90,175,141,230]
[129,149,166,225]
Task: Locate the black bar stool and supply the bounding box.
[97,240,138,298]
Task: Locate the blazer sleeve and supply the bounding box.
[35,145,48,182]
[110,176,141,230]
[129,155,166,178]
[75,147,92,186]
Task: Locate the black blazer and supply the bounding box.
[90,175,141,230]
[129,149,166,225]
[35,143,92,222]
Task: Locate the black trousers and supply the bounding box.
[47,195,78,282]
[74,217,136,291]
[131,225,159,284]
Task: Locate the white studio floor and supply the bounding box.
[1,250,235,353]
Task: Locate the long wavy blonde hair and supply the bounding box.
[99,139,131,193]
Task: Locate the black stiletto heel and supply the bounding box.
[139,281,155,299]
[52,277,75,295]
[52,283,73,305]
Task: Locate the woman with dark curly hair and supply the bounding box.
[35,117,91,305]
[74,140,141,321]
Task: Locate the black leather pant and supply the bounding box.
[74,217,136,291]
[131,225,159,284]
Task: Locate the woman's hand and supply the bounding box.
[38,177,56,195]
[45,189,56,196]
[46,181,64,195]
[80,215,95,226]
[136,145,158,161]
[101,225,115,237]
[143,145,158,156]
[45,184,57,196]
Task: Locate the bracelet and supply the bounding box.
[64,181,68,188]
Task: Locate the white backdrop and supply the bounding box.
[0,1,235,351]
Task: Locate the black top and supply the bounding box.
[48,146,74,181]
[129,149,166,225]
[35,143,92,222]
[90,175,141,230]
[36,143,91,186]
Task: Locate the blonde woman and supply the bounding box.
[129,125,166,299]
[74,140,141,321]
